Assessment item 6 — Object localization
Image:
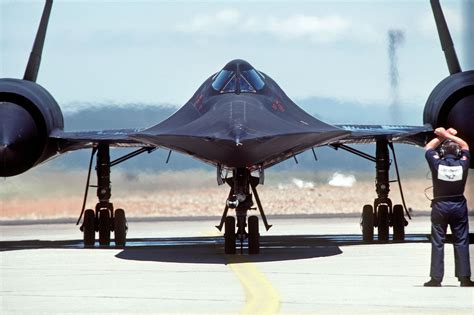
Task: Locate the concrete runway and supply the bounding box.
[1,215,473,314]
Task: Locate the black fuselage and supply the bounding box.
[131,60,347,169]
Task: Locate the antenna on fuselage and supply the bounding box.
[23,0,53,82]
[430,0,461,75]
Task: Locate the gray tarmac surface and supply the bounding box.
[1,215,473,314]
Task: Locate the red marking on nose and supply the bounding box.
[193,94,204,111]
[272,99,285,112]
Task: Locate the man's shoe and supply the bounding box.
[458,277,474,287]
[424,278,441,287]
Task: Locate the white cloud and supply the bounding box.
[176,9,356,43]
[263,14,349,41]
[178,9,242,33]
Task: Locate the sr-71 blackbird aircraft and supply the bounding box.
[1,0,473,254]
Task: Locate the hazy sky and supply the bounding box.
[1,0,471,113]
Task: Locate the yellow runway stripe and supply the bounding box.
[203,231,280,315]
[227,255,281,315]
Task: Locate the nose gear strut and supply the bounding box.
[217,168,270,254]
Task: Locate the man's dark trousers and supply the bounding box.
[430,198,471,281]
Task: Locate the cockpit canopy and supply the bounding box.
[211,60,265,94]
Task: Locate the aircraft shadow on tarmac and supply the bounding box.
[0,233,448,264]
[114,234,435,264]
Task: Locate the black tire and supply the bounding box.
[248,216,260,255]
[83,209,95,247]
[114,208,127,246]
[361,204,374,242]
[392,204,405,241]
[98,210,111,246]
[377,205,389,242]
[224,216,236,254]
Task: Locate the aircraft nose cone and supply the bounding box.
[0,102,41,177]
[223,59,254,71]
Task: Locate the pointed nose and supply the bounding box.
[0,102,41,176]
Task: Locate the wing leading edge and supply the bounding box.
[50,128,153,153]
[332,124,433,146]
[49,122,432,170]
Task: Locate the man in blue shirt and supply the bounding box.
[424,127,473,287]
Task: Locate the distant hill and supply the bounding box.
[46,98,427,173]
[296,97,424,125]
[63,103,176,130]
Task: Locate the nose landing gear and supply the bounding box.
[218,168,268,255]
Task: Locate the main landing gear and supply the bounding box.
[216,168,271,255]
[79,144,128,247]
[332,140,409,242]
[360,140,408,242]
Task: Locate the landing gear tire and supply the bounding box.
[362,204,374,242]
[392,204,405,241]
[83,209,95,247]
[377,205,389,242]
[248,215,260,254]
[114,208,127,246]
[98,210,111,246]
[224,216,236,254]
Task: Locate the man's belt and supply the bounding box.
[432,195,465,202]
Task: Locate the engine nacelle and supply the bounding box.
[423,70,474,168]
[0,78,64,176]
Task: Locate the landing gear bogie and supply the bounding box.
[219,168,267,255]
[80,144,128,248]
[362,201,407,242]
[359,140,409,242]
[223,214,260,255]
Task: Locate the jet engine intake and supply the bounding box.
[0,78,64,176]
[423,71,474,168]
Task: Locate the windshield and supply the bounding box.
[241,69,265,90]
[211,68,265,94]
[212,70,233,91]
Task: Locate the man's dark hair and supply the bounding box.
[439,140,461,158]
